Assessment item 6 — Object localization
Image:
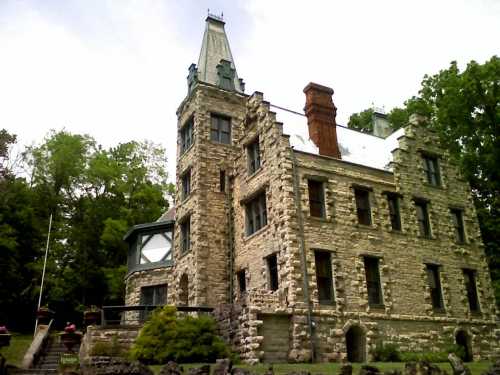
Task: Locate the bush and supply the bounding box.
[130,306,231,364]
[91,335,124,357]
[372,343,401,362]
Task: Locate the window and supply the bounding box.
[237,270,246,294]
[425,265,444,310]
[245,192,267,235]
[308,180,325,218]
[387,194,402,231]
[463,269,480,313]
[355,189,371,225]
[423,155,440,186]
[180,117,194,153]
[267,254,279,291]
[140,284,167,321]
[210,114,231,144]
[415,200,431,238]
[138,230,173,265]
[247,138,261,174]
[220,170,226,192]
[180,217,191,253]
[451,209,466,244]
[364,257,383,306]
[314,251,334,304]
[181,169,191,200]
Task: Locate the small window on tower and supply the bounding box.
[364,257,383,306]
[245,192,267,236]
[463,269,480,313]
[181,169,191,201]
[180,216,191,254]
[211,114,231,144]
[267,254,279,291]
[180,117,194,154]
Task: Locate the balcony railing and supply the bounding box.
[100,305,214,326]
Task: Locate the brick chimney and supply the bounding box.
[303,82,341,159]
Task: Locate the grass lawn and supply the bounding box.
[0,333,32,367]
[150,361,493,375]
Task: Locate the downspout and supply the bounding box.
[227,175,235,303]
[290,148,316,362]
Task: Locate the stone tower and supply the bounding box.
[173,14,246,306]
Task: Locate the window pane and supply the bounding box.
[355,189,371,225]
[315,251,334,304]
[308,180,325,218]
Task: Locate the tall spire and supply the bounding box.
[189,14,245,93]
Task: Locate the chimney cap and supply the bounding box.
[303,82,334,95]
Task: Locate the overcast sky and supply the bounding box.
[1,0,499,181]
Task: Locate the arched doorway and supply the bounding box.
[179,274,189,306]
[346,326,366,362]
[455,330,472,362]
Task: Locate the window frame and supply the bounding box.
[267,254,279,291]
[355,188,372,226]
[180,117,194,154]
[246,137,261,175]
[245,192,267,236]
[308,179,326,218]
[387,193,402,231]
[180,216,191,254]
[140,284,168,321]
[463,269,480,313]
[450,208,466,244]
[314,250,335,305]
[210,114,231,144]
[425,264,444,311]
[423,154,441,186]
[415,200,431,238]
[363,256,384,307]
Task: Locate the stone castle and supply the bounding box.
[122,15,500,363]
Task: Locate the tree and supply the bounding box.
[347,108,374,133]
[14,130,174,325]
[348,56,500,306]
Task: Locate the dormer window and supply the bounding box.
[247,137,261,175]
[210,114,231,144]
[423,155,440,186]
[180,117,194,154]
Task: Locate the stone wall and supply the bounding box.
[79,326,140,362]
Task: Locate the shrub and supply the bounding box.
[130,306,231,364]
[90,335,124,357]
[372,343,401,362]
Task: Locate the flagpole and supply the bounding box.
[34,213,52,336]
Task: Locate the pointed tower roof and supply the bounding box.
[196,14,244,93]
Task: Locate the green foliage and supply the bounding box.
[347,108,374,133]
[130,306,231,364]
[0,129,174,327]
[372,343,401,362]
[91,335,124,357]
